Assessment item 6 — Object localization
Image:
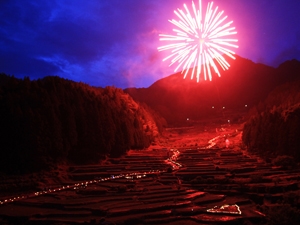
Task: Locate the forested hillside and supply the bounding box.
[0,74,166,174]
[242,80,300,162]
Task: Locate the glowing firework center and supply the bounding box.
[158,0,238,82]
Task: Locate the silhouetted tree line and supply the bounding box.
[242,80,300,162]
[0,74,165,173]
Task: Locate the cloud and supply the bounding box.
[0,0,299,88]
[0,51,60,79]
[0,0,165,87]
[272,47,300,67]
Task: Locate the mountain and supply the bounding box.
[125,55,300,125]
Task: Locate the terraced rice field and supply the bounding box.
[1,126,299,224]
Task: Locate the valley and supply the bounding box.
[1,122,299,224]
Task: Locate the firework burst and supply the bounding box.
[158,0,238,82]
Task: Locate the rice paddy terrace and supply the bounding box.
[1,127,300,224]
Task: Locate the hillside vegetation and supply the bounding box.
[242,80,300,162]
[0,74,166,174]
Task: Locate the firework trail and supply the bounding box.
[158,0,238,82]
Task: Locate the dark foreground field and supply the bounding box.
[1,123,300,224]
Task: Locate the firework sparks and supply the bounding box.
[158,0,238,82]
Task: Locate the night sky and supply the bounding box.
[1,0,300,88]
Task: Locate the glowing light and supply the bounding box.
[207,204,242,214]
[0,148,184,206]
[158,0,238,82]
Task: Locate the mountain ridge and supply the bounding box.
[125,55,300,125]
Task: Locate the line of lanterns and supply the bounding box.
[1,148,183,206]
[1,132,235,207]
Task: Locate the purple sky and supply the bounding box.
[0,0,299,88]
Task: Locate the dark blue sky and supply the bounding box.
[0,0,299,88]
